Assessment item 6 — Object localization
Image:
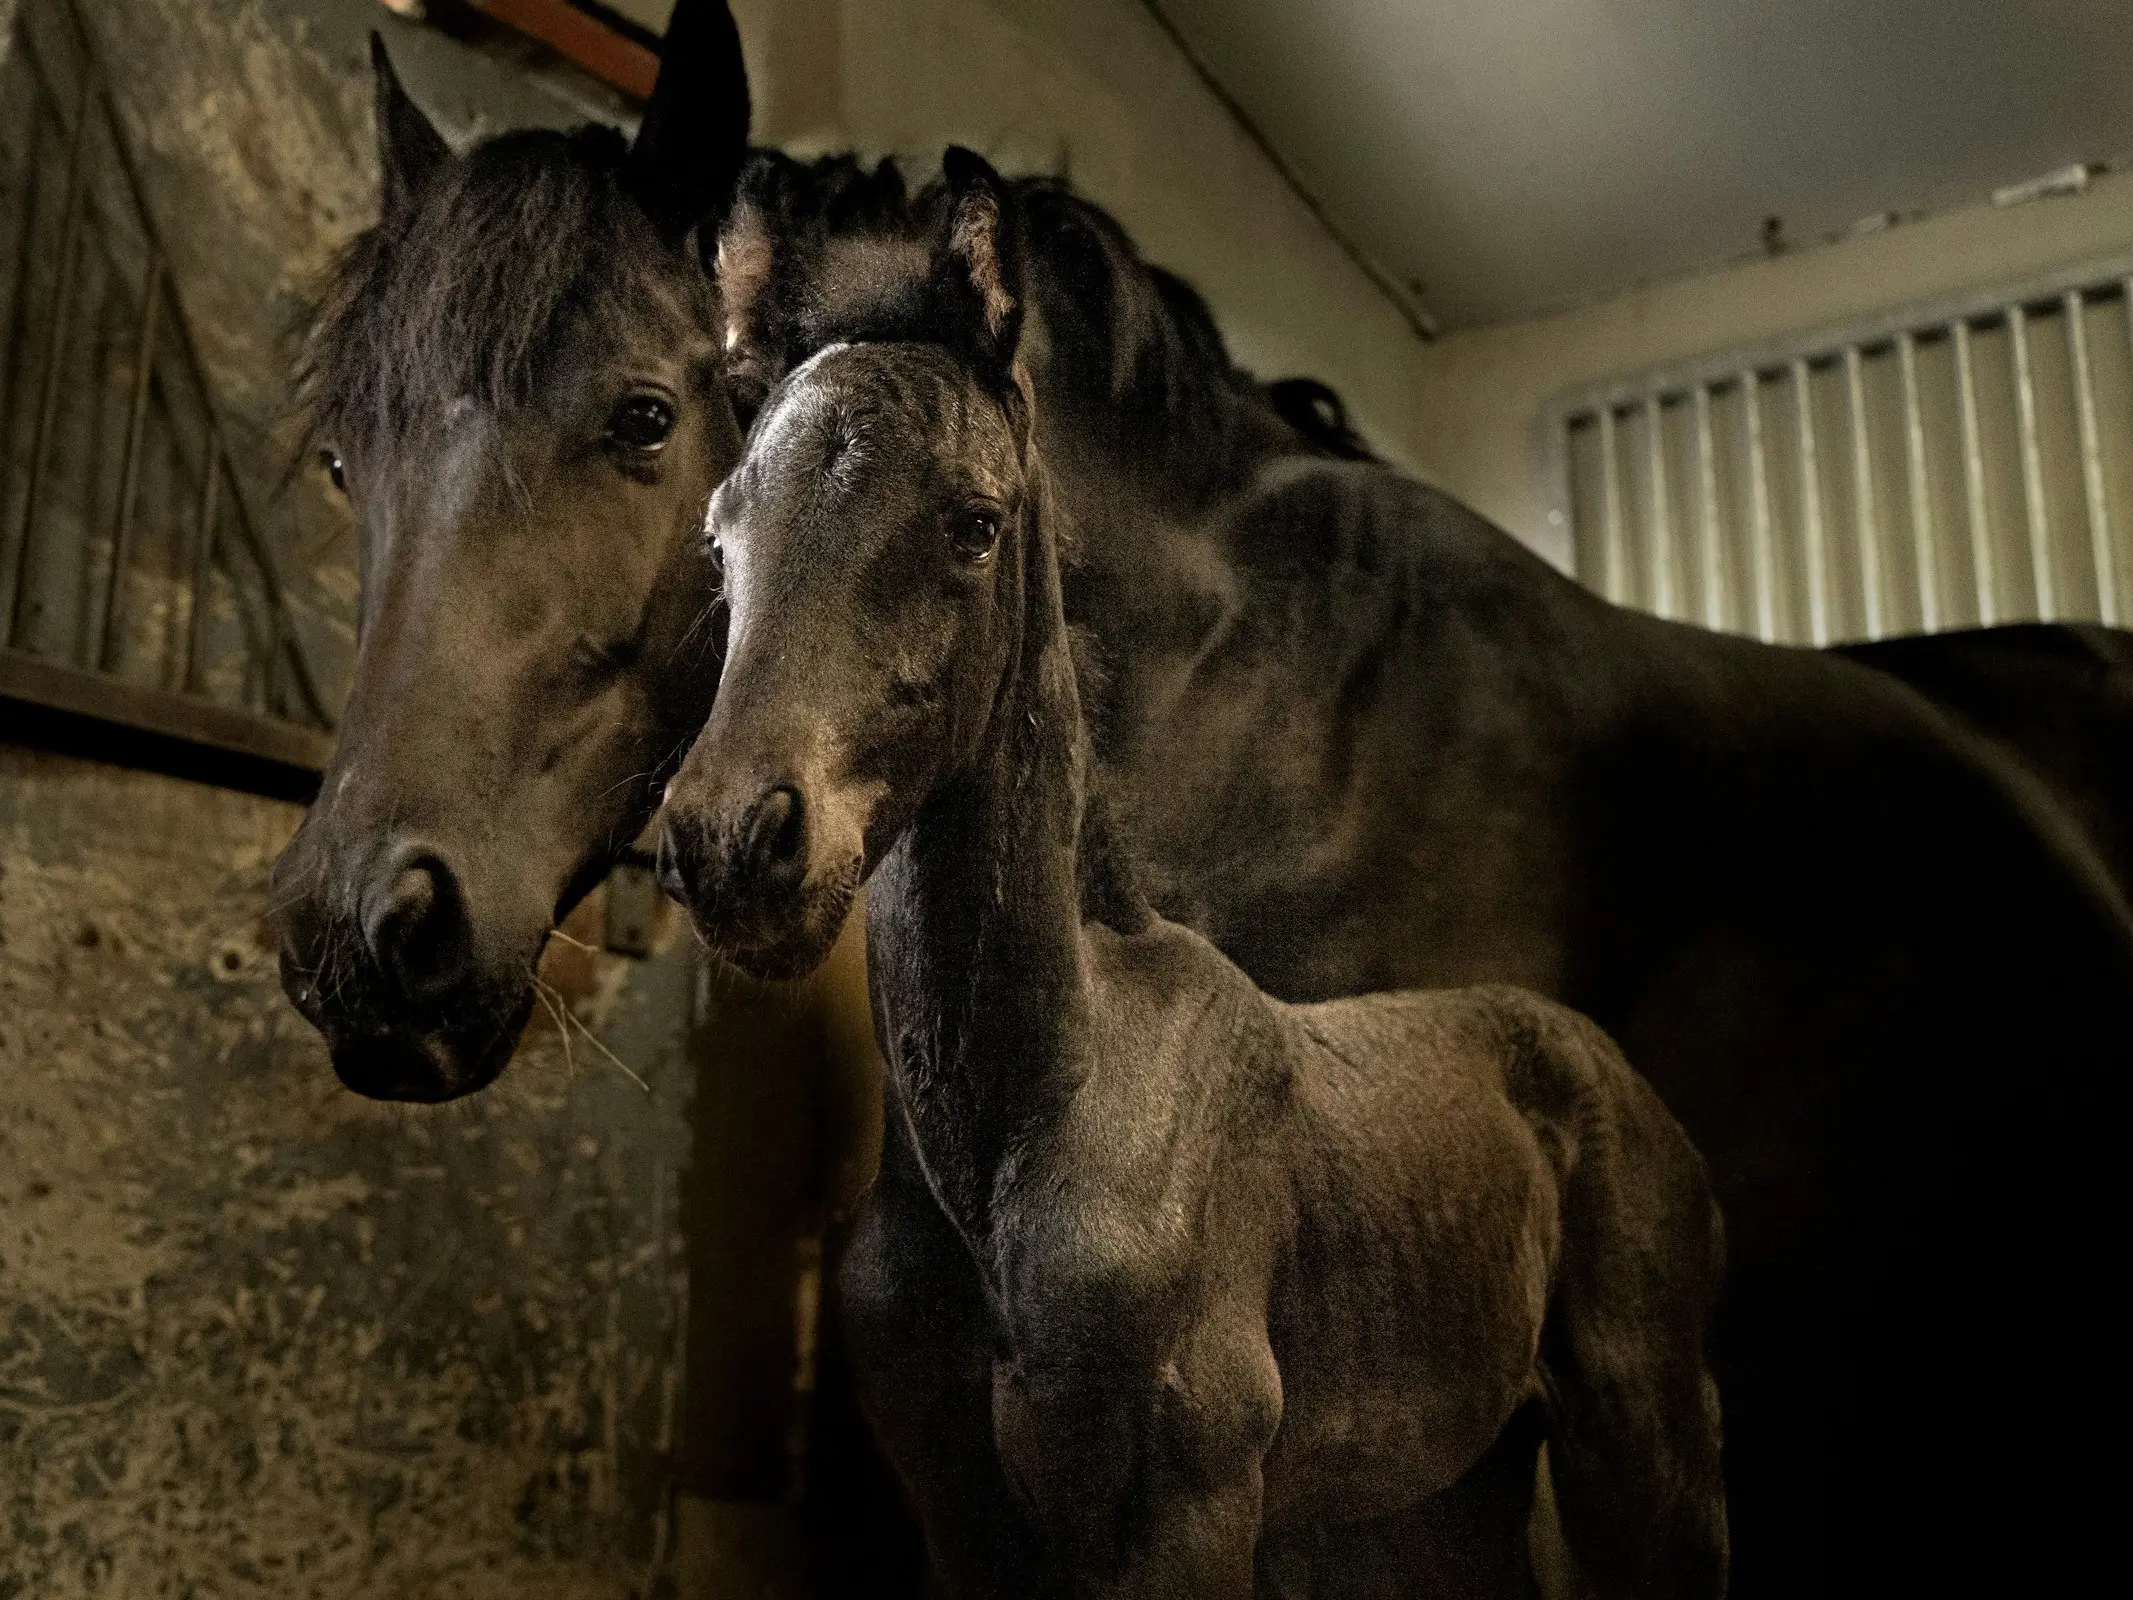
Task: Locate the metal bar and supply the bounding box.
[1843,345,1885,639]
[0,82,50,634]
[223,476,306,723]
[1644,396,1675,617]
[2121,273,2133,620]
[219,471,322,725]
[0,29,70,433]
[1744,370,1779,642]
[99,248,163,671]
[7,57,97,650]
[1791,357,1829,645]
[1694,385,1725,629]
[2119,274,2133,619]
[1896,332,1940,632]
[183,425,219,692]
[2008,303,2056,620]
[56,0,331,731]
[2067,289,2118,625]
[1953,320,1998,625]
[1598,405,1628,604]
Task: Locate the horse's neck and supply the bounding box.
[867,525,1109,1234]
[1021,293,1294,698]
[1021,279,1286,532]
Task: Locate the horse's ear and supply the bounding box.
[936,146,1023,373]
[372,34,447,221]
[627,0,752,248]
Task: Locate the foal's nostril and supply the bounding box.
[655,823,693,904]
[744,784,807,878]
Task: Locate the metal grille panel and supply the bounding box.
[1551,259,2133,643]
[0,0,331,771]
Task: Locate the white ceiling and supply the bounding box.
[1151,0,2133,331]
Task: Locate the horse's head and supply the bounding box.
[660,151,1038,980]
[272,12,747,1101]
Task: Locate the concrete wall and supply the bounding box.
[0,746,696,1598]
[1407,172,2133,570]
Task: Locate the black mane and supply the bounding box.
[1013,178,1377,465]
[722,151,1375,463]
[299,124,696,450]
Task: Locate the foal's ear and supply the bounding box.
[627,0,752,250]
[371,35,447,222]
[936,146,1024,374]
[715,194,776,351]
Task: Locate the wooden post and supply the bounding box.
[675,900,905,1598]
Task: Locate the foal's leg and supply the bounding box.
[1535,1028,1729,1600]
[992,1290,1282,1600]
[1099,1463,1266,1600]
[994,1363,1267,1600]
[841,1114,1054,1599]
[1263,1403,1547,1600]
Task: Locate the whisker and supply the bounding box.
[258,855,327,919]
[599,766,662,802]
[678,592,728,657]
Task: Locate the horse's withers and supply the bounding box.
[272,33,746,1100]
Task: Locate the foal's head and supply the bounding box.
[659,151,1044,980]
[272,21,747,1101]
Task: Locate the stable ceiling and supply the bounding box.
[1151,0,2133,331]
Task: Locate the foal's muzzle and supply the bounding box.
[659,779,809,920]
[658,778,854,979]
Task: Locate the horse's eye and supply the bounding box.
[952,508,1000,563]
[319,449,346,494]
[607,394,676,454]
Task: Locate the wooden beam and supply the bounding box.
[1,647,332,798]
[472,0,660,100]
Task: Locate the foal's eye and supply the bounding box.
[319,450,347,494]
[951,508,1001,563]
[607,394,677,454]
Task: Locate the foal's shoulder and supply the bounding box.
[1083,911,1286,1053]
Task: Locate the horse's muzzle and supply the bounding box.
[324,1019,519,1103]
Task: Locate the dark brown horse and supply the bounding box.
[276,11,2131,1594]
[272,12,748,1100]
[658,156,1730,1598]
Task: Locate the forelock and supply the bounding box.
[746,345,1011,509]
[299,125,708,449]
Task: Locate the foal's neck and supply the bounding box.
[867,508,1137,1235]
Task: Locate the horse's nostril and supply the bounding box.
[745,784,806,875]
[362,847,471,997]
[382,865,436,930]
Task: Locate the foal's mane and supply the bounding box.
[298,125,699,451]
[725,152,1375,469]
